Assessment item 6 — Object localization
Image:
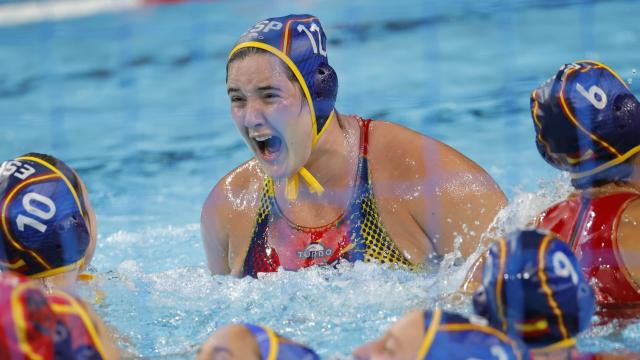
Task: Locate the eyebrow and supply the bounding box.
[256,86,282,92]
[227,85,283,94]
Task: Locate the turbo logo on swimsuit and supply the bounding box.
[297,243,333,259]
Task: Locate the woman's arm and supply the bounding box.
[201,183,231,275]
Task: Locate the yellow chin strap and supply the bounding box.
[284,111,335,201]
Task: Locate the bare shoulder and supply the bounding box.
[367,120,498,189]
[201,159,265,222]
[618,196,640,240]
[367,119,506,257]
[618,194,640,248]
[200,159,265,274]
[617,196,640,283]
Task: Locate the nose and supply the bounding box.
[242,99,266,129]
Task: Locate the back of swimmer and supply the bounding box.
[0,271,120,359]
[353,308,530,360]
[197,323,319,360]
[0,153,98,291]
[530,61,640,317]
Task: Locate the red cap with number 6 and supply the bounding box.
[531,61,640,188]
[0,153,91,278]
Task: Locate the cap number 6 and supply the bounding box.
[16,193,56,233]
[576,83,607,110]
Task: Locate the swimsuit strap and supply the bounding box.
[350,115,372,157]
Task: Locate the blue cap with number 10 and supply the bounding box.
[472,229,595,350]
[0,154,90,278]
[530,61,640,188]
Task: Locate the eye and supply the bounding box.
[230,95,245,103]
[263,93,279,100]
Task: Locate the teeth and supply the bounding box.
[254,135,272,141]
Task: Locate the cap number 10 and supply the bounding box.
[16,192,56,233]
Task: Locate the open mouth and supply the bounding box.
[254,135,283,161]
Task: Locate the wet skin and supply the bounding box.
[353,310,425,360]
[197,324,262,360]
[202,52,507,276]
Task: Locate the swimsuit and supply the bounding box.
[537,192,640,315]
[243,118,412,277]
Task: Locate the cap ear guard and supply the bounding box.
[313,62,338,133]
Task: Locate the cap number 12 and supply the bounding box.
[297,23,327,57]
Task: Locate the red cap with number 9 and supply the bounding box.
[530,60,640,189]
[0,153,91,278]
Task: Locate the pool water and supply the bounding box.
[1,0,640,358]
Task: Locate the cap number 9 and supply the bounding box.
[552,251,579,285]
[16,193,56,233]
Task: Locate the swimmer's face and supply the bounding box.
[227,53,313,179]
[197,324,261,360]
[353,310,425,360]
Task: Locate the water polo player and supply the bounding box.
[530,61,640,318]
[353,308,529,360]
[201,14,506,277]
[0,153,97,291]
[197,323,319,360]
[0,271,120,359]
[473,229,596,358]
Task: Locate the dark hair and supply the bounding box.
[21,152,88,215]
[226,47,298,84]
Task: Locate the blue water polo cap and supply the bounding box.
[229,14,338,145]
[473,229,595,350]
[531,61,640,188]
[0,154,90,278]
[416,308,530,359]
[243,323,319,360]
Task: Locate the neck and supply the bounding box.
[277,112,359,204]
[627,153,640,185]
[38,269,78,294]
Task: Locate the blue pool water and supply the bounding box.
[2,0,640,358]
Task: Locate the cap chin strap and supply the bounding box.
[284,110,335,201]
